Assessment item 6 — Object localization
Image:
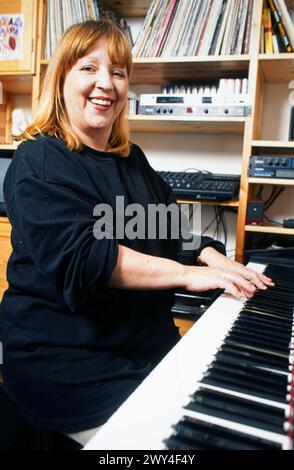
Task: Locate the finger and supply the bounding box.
[256,272,275,286]
[224,272,256,297]
[247,270,275,289]
[234,267,271,290]
[222,280,243,299]
[218,275,252,300]
[232,265,275,287]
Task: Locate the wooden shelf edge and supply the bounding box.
[252,140,294,149]
[128,115,246,134]
[259,53,294,60]
[133,55,250,64]
[41,55,250,66]
[0,144,17,151]
[128,115,246,122]
[248,178,294,186]
[245,224,294,235]
[176,199,239,207]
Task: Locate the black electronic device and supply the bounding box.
[0,153,13,216]
[249,155,294,178]
[157,170,240,201]
[246,200,264,225]
[290,106,294,141]
[283,218,294,228]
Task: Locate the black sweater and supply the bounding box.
[0,135,225,433]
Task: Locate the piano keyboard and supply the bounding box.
[84,263,294,450]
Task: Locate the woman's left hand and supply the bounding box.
[198,247,275,291]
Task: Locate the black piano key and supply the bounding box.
[207,363,288,392]
[225,332,291,356]
[201,371,287,402]
[219,343,290,366]
[229,325,291,347]
[240,310,293,329]
[215,349,289,374]
[164,434,209,450]
[251,292,293,303]
[234,316,293,336]
[169,416,281,450]
[211,355,289,380]
[245,305,293,319]
[248,294,293,306]
[243,305,293,320]
[186,392,285,434]
[225,339,290,360]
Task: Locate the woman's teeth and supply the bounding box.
[89,98,112,106]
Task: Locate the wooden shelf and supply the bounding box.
[259,54,294,82]
[176,199,239,207]
[104,0,151,16]
[131,56,250,84]
[248,177,294,186]
[0,144,17,151]
[41,56,250,84]
[252,140,294,150]
[0,73,33,94]
[245,224,294,235]
[128,115,246,134]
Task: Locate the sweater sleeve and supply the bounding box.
[9,174,118,312]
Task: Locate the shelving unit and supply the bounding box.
[0,0,43,143]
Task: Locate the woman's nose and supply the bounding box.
[95,69,113,91]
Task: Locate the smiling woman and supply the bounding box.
[0,20,273,449]
[15,20,132,156]
[63,37,129,152]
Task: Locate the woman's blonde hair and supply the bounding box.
[16,20,133,156]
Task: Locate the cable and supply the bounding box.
[264,187,284,210]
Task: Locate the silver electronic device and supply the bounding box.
[139,93,251,117]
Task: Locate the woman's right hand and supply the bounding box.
[183,266,257,300]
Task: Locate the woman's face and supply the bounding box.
[63,37,128,149]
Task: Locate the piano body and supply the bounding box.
[84,263,294,450]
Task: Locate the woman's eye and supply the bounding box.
[113,70,126,78]
[82,66,95,72]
